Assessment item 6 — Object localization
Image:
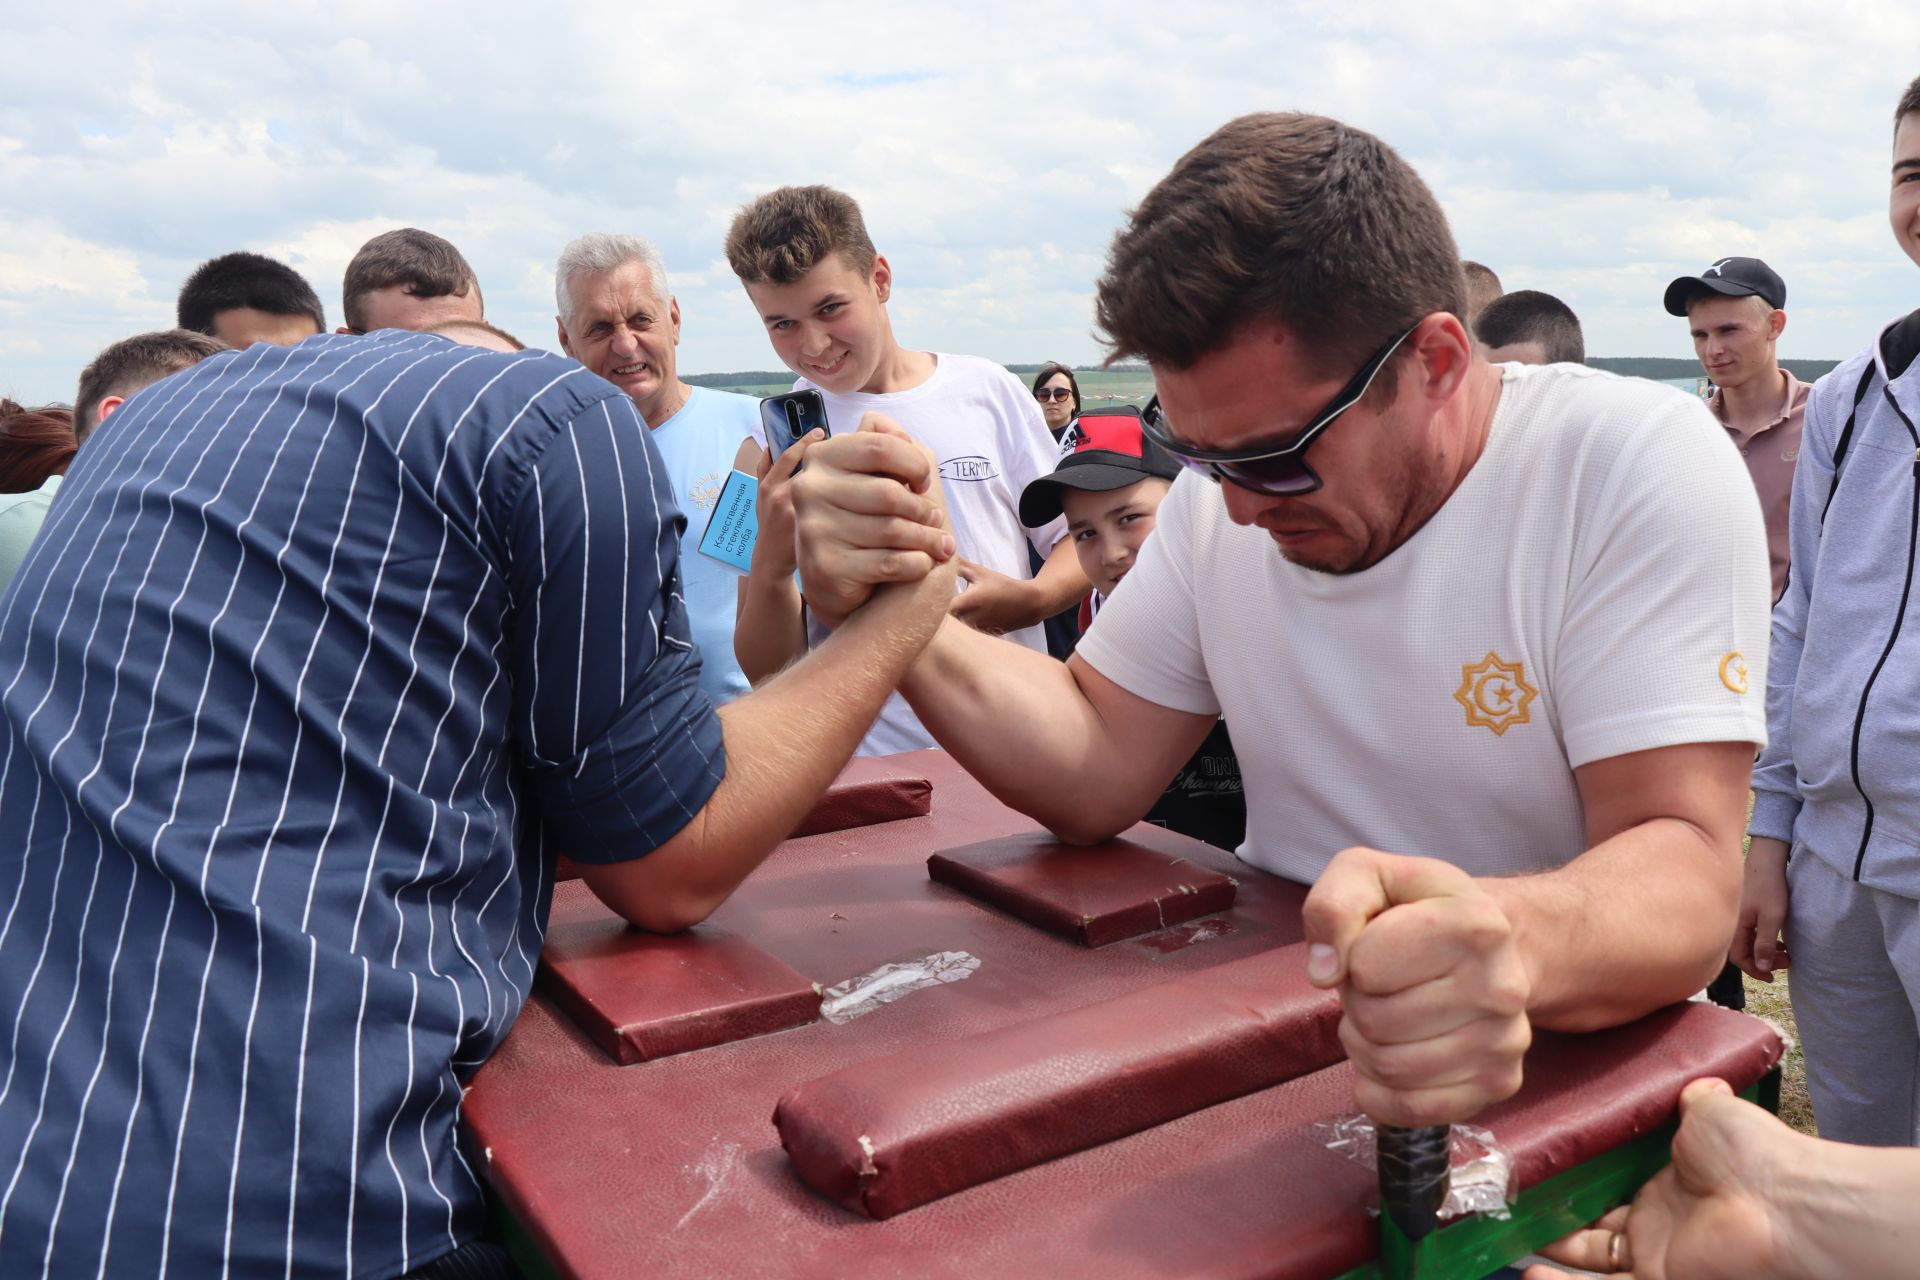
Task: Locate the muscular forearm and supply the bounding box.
[1482,816,1739,1031]
[899,624,1178,842]
[586,571,949,930]
[734,568,808,685]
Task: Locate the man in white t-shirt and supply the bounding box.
[555,232,764,706]
[787,113,1771,1130]
[724,184,1086,755]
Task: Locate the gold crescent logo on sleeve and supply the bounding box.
[1719,652,1749,694]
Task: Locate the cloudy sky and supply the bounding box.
[3,2,1917,403]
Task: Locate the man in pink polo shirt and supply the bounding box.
[1664,256,1807,603]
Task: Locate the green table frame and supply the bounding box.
[1362,1068,1782,1280]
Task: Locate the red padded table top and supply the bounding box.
[465,750,1781,1279]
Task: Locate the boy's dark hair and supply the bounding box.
[342,228,483,332]
[724,185,878,286]
[1473,290,1586,364]
[73,329,227,442]
[1030,362,1081,413]
[0,400,77,493]
[1095,113,1464,379]
[1899,74,1920,127]
[176,251,326,335]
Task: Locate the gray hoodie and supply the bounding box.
[1751,309,1920,896]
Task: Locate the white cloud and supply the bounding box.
[4,0,1920,403]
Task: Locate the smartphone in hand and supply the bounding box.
[760,390,830,457]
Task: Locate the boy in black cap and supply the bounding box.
[1019,410,1245,850]
[1664,255,1805,605]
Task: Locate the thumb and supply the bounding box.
[1300,848,1477,987]
[955,559,984,583]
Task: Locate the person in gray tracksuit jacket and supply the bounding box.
[1735,301,1920,1147]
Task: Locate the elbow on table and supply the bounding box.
[581,869,725,935]
[1044,808,1137,848]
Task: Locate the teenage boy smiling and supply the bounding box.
[725,184,1088,755]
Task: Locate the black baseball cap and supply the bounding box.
[1663,257,1787,315]
[1018,408,1180,526]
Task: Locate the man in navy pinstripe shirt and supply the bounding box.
[0,329,956,1278]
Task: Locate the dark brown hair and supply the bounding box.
[0,401,78,493]
[1030,362,1081,414]
[342,228,483,332]
[724,185,878,286]
[73,329,226,442]
[177,251,325,335]
[1473,290,1585,364]
[1898,74,1920,128]
[1095,113,1465,376]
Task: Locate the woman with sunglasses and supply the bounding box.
[1030,362,1081,443]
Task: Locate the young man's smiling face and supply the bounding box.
[744,253,893,395]
[1893,111,1920,270]
[1062,477,1171,597]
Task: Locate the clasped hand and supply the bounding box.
[789,412,957,626]
[1303,848,1533,1128]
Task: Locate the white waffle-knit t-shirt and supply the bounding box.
[1073,362,1772,884]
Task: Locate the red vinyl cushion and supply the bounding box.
[536,923,821,1064]
[774,941,1339,1217]
[927,828,1237,946]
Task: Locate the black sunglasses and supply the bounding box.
[1034,387,1076,402]
[1139,325,1416,497]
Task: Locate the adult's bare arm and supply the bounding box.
[1487,738,1751,1029]
[791,421,1207,840]
[898,629,1213,843]
[582,486,956,932]
[1303,739,1751,1127]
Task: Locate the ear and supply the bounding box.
[95,395,126,428]
[555,317,575,357]
[1768,308,1787,340]
[871,255,892,304]
[1410,312,1474,403]
[335,325,354,335]
[669,296,682,346]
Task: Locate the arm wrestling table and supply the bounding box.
[465,750,1783,1280]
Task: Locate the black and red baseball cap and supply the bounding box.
[1019,407,1181,526]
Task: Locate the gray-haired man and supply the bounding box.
[555,233,765,704]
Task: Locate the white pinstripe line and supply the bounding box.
[381,973,420,1274]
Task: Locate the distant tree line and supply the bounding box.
[1587,356,1840,381]
[686,357,1842,388]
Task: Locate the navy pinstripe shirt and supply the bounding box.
[0,331,725,1277]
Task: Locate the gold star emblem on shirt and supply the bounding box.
[1454,652,1538,736]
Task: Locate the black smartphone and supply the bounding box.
[760,390,830,458]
